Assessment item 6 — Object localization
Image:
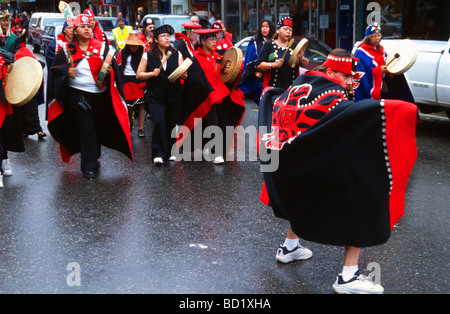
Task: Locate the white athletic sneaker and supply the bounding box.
[0,174,3,188]
[332,273,384,294]
[169,156,177,162]
[212,156,225,164]
[153,157,164,164]
[2,159,12,176]
[276,244,313,263]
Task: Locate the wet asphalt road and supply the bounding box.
[0,52,449,294]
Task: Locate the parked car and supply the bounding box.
[141,14,211,33]
[40,24,63,55]
[353,38,450,119]
[234,36,332,70]
[96,16,117,47]
[28,12,66,53]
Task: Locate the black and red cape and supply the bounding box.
[177,48,245,153]
[259,71,417,247]
[47,38,132,163]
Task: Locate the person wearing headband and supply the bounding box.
[258,48,417,294]
[255,17,308,91]
[353,23,388,101]
[48,14,132,179]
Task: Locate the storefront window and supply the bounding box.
[376,0,403,39]
[225,0,240,41]
[364,0,449,41]
[243,0,258,38]
[404,0,448,40]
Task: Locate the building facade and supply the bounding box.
[5,0,450,53]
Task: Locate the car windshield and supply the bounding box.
[44,27,54,36]
[304,40,332,62]
[43,17,66,27]
[98,20,115,31]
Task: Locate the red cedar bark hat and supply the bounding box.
[324,54,360,76]
[73,14,91,28]
[181,21,202,31]
[193,28,222,40]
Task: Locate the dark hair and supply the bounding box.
[255,19,275,41]
[194,32,218,50]
[150,34,175,59]
[70,30,80,44]
[313,48,351,72]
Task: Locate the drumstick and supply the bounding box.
[159,51,173,70]
[281,39,295,59]
[386,53,400,67]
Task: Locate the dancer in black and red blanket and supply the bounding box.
[259,48,417,294]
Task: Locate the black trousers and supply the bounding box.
[202,102,225,155]
[20,97,43,135]
[147,94,178,160]
[66,87,105,173]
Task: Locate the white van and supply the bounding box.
[28,12,66,53]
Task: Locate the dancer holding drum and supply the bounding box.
[255,17,309,91]
[176,28,245,164]
[136,25,186,164]
[353,23,387,101]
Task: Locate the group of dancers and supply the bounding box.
[46,10,248,177]
[1,9,419,294]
